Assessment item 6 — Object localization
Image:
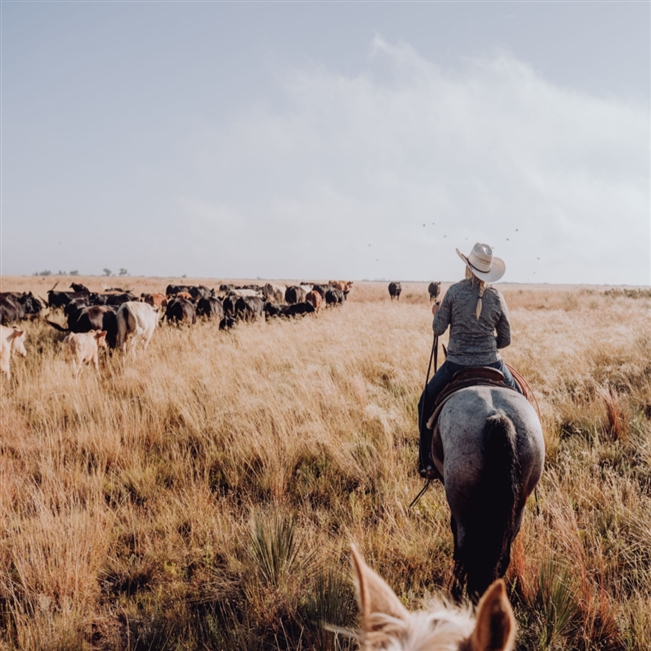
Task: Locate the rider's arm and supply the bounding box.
[495,294,511,349]
[433,291,451,335]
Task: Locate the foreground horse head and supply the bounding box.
[351,545,515,651]
[433,386,545,600]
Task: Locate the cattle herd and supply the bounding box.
[1,280,445,379]
[0,280,354,379]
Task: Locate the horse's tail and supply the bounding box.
[465,411,520,599]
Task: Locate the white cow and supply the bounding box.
[264,283,286,303]
[116,301,158,353]
[0,325,27,380]
[229,288,263,299]
[62,331,107,378]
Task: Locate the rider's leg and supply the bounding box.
[489,359,522,394]
[418,361,460,477]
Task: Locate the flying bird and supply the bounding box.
[515,229,519,232]
[423,223,426,227]
[506,238,510,241]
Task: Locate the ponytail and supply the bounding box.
[465,267,488,319]
[476,283,486,320]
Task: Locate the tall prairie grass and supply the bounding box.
[0,276,650,650]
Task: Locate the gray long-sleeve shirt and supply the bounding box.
[433,278,511,366]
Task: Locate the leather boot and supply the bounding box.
[418,427,441,481]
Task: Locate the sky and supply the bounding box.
[2,1,649,284]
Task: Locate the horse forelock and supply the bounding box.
[363,601,475,651]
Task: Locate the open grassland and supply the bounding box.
[1,277,650,651]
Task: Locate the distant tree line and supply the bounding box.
[33,269,128,277]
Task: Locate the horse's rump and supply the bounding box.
[437,387,544,601]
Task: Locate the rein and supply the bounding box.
[410,324,439,510]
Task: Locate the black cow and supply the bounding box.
[282,302,316,318]
[95,292,137,307]
[234,296,264,322]
[165,297,197,325]
[48,291,87,309]
[222,295,239,317]
[47,304,118,348]
[311,284,330,299]
[388,282,402,301]
[219,316,235,330]
[285,286,307,305]
[191,285,212,300]
[0,292,44,324]
[166,284,191,296]
[428,282,441,301]
[70,282,90,293]
[264,302,284,318]
[325,289,345,306]
[64,296,91,316]
[0,294,25,324]
[196,297,224,321]
[72,306,118,348]
[18,292,44,316]
[166,285,211,300]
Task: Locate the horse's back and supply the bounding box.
[436,386,544,504]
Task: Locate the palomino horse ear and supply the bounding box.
[471,579,516,651]
[350,544,408,632]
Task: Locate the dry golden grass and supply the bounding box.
[1,276,650,650]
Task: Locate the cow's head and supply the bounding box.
[10,329,27,357]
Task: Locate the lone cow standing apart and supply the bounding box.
[388,282,402,301]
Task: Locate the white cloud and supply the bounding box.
[182,36,649,284]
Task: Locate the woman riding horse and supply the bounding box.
[418,243,521,480]
[417,243,544,600]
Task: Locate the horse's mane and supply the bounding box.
[362,600,475,651]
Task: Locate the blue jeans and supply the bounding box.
[417,359,521,472]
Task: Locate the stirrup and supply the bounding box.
[419,461,441,482]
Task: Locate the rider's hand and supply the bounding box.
[431,301,440,316]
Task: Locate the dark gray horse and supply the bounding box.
[430,385,544,601]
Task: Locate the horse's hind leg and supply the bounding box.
[450,516,466,602]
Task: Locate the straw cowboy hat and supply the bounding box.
[456,242,505,283]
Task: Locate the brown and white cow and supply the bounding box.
[141,293,168,311]
[0,325,27,380]
[62,331,107,378]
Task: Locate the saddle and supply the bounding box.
[425,366,517,431]
[423,364,538,481]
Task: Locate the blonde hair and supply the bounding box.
[465,267,488,319]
